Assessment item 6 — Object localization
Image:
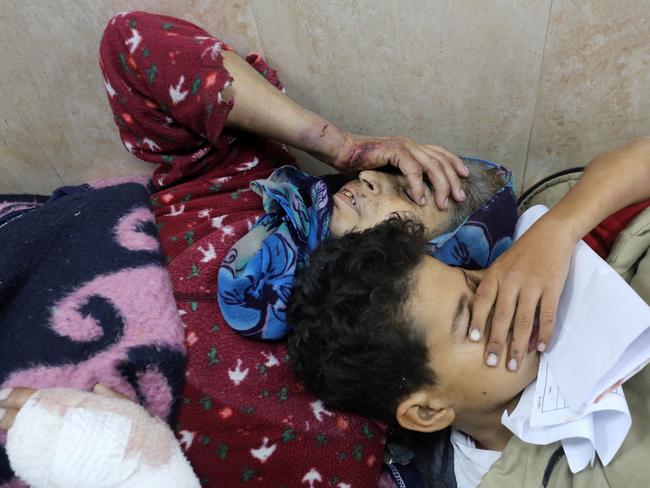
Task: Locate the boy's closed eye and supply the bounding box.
[457,269,475,337]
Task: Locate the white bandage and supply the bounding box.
[6,389,200,488]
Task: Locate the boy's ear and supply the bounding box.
[396,389,455,433]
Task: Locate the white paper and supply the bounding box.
[530,356,628,427]
[502,361,631,473]
[501,205,650,472]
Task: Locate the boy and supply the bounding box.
[287,216,650,488]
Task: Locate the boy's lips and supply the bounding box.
[528,321,540,353]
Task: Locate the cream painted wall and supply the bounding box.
[1,1,649,194]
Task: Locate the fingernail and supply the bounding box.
[486,353,498,367]
[420,196,426,205]
[463,165,470,175]
[458,189,466,200]
[0,388,12,402]
[0,408,5,421]
[507,358,518,372]
[469,329,481,341]
[443,197,449,209]
[537,342,546,353]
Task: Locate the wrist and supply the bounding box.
[297,119,349,168]
[538,204,587,244]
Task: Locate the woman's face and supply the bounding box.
[329,170,452,237]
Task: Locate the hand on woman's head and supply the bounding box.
[332,133,469,209]
[329,160,505,238]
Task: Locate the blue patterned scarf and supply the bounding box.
[218,159,516,340]
[218,166,335,340]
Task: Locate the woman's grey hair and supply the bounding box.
[442,161,505,233]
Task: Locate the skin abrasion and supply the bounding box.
[346,142,378,171]
[295,121,347,166]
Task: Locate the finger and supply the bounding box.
[0,408,18,431]
[397,159,427,206]
[0,387,36,410]
[408,157,450,209]
[426,145,468,178]
[422,147,466,202]
[469,275,498,342]
[411,147,448,204]
[93,383,129,400]
[537,288,561,352]
[463,268,485,287]
[507,291,540,372]
[485,285,518,368]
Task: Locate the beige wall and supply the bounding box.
[1,0,649,195]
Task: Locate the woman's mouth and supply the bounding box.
[335,187,360,215]
[341,189,357,206]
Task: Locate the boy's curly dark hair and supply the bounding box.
[287,215,436,424]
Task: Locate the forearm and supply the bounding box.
[538,137,650,241]
[221,51,470,205]
[222,51,346,167]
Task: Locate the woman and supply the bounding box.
[1,10,649,487]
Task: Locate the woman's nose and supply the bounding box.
[359,170,383,194]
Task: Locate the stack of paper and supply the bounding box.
[501,205,650,473]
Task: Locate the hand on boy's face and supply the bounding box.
[467,216,574,373]
[329,170,452,237]
[407,257,540,413]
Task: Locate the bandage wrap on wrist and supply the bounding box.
[6,389,200,488]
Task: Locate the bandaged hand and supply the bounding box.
[0,385,199,488]
[333,133,469,209]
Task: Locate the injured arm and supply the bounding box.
[1,387,200,488]
[221,50,349,169]
[219,49,468,208]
